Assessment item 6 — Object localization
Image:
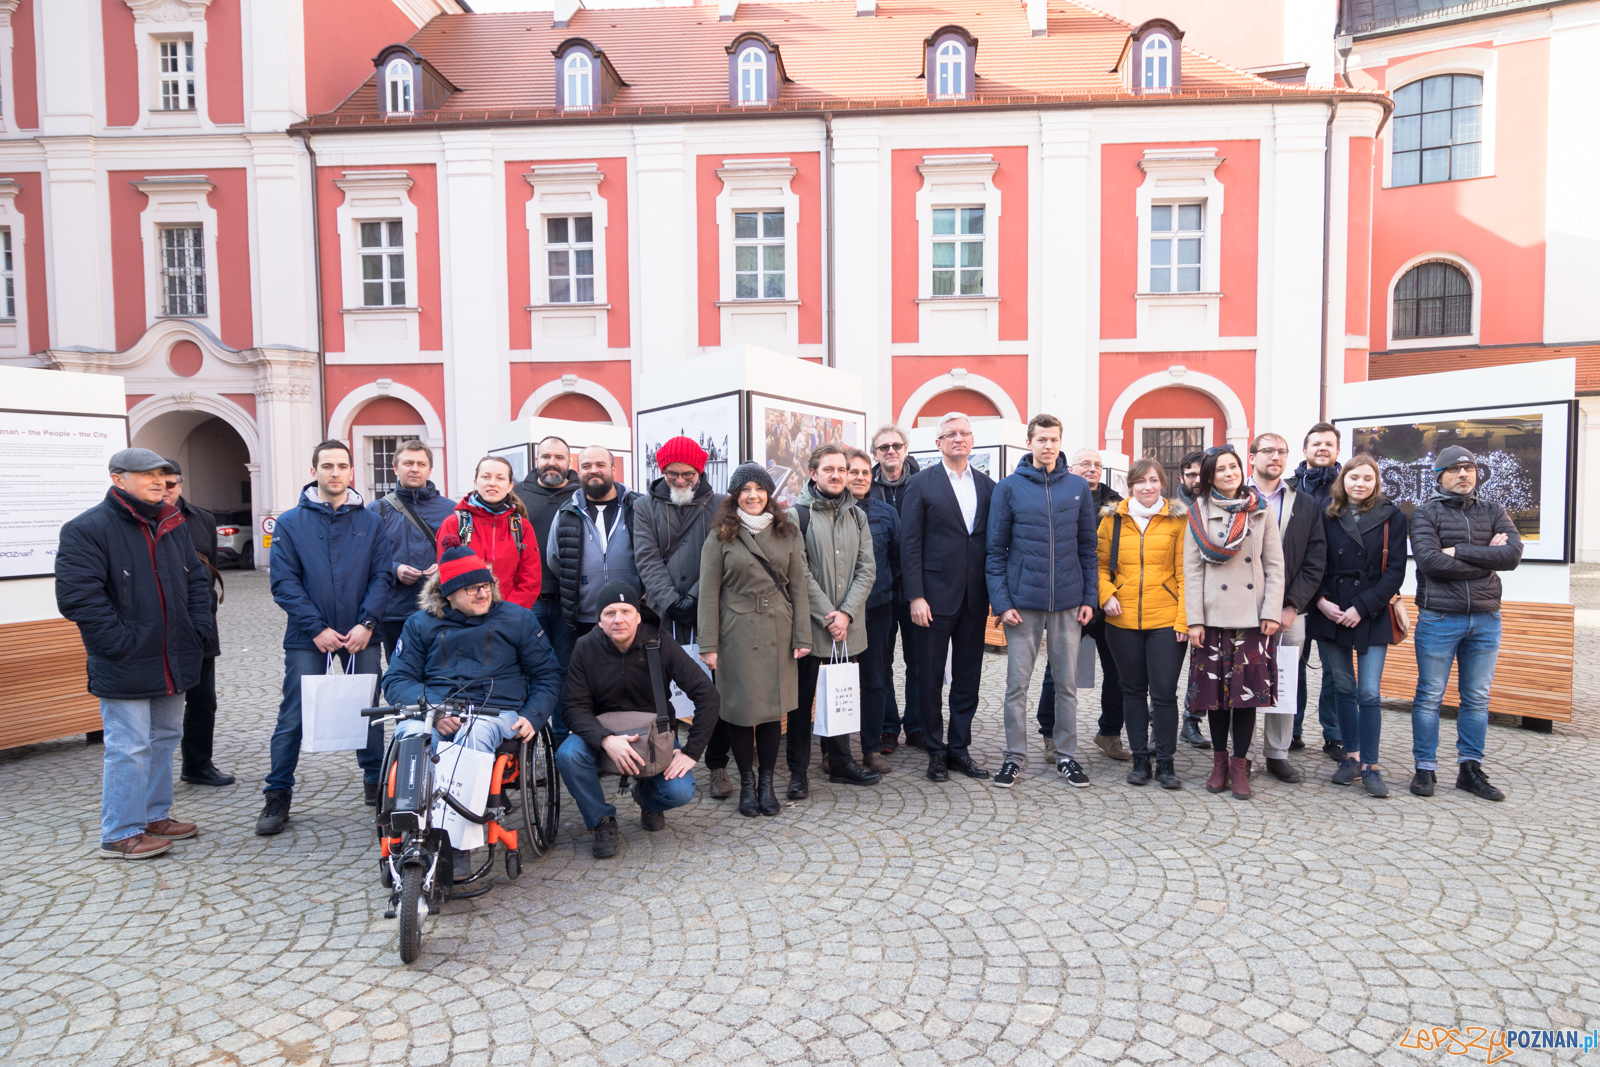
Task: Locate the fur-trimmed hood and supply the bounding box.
[417,574,503,618]
[1100,497,1188,520]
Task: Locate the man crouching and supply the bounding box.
[383,546,563,876]
[556,582,721,858]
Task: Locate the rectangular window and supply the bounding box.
[158,39,196,111]
[546,216,595,303]
[359,220,406,307]
[1150,203,1202,293]
[0,228,13,320]
[931,207,984,296]
[159,226,206,316]
[1142,425,1205,488]
[368,436,400,498]
[734,210,785,299]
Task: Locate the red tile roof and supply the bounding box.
[299,0,1379,127]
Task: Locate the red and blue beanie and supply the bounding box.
[438,545,494,598]
[655,435,708,474]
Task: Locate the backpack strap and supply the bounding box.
[794,504,809,537]
[453,507,474,547]
[510,513,525,554]
[644,635,672,733]
[1108,513,1122,583]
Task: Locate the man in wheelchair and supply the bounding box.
[383,546,562,877]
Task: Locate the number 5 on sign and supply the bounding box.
[1264,640,1299,715]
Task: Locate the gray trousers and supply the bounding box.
[1261,702,1295,758]
[1002,609,1082,768]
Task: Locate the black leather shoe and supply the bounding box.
[1179,719,1209,749]
[1455,760,1505,802]
[757,770,781,816]
[592,816,620,858]
[1265,758,1303,783]
[1323,740,1347,763]
[787,775,809,800]
[181,763,236,787]
[738,772,760,817]
[828,758,881,786]
[363,781,380,807]
[1289,736,1307,751]
[1409,769,1436,797]
[948,755,988,779]
[926,757,949,782]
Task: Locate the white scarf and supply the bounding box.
[1129,495,1165,533]
[738,510,774,533]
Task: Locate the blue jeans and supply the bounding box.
[880,598,924,740]
[1318,642,1387,765]
[534,600,574,743]
[1292,643,1341,743]
[395,709,524,753]
[100,693,185,844]
[1411,610,1500,770]
[265,646,385,795]
[555,733,696,830]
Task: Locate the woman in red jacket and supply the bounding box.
[437,456,542,608]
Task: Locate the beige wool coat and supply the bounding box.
[1183,499,1287,630]
[697,523,811,726]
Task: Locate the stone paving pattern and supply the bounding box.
[3,567,1598,1066]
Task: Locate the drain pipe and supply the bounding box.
[1318,101,1336,423]
[823,111,836,368]
[293,129,328,439]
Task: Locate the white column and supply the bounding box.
[830,117,888,426]
[36,0,96,135]
[42,137,113,351]
[245,0,308,129]
[247,134,313,350]
[251,346,320,530]
[633,125,689,372]
[1544,5,1600,343]
[1261,104,1331,441]
[1038,112,1093,449]
[439,132,501,489]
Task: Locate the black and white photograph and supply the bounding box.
[635,391,742,491]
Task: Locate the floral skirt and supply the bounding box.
[1186,627,1279,711]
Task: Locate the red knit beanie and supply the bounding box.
[655,435,708,474]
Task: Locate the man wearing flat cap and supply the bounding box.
[555,581,721,858]
[56,448,214,859]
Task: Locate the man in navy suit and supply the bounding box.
[900,413,996,782]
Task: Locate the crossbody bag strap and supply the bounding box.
[1381,521,1389,572]
[386,495,438,550]
[645,636,672,733]
[740,532,792,607]
[1109,514,1122,583]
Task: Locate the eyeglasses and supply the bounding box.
[463,583,493,596]
[1252,447,1289,457]
[662,469,698,483]
[937,430,974,441]
[873,442,905,453]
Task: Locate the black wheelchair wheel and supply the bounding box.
[398,866,424,964]
[519,725,560,856]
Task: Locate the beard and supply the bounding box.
[537,465,567,487]
[583,476,615,500]
[669,484,695,506]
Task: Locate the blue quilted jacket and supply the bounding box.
[985,455,1098,615]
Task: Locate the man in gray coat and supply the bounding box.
[786,443,879,797]
[633,435,730,795]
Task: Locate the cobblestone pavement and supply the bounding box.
[3,568,1598,1067]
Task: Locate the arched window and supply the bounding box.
[936,41,966,98]
[385,58,413,114]
[564,52,593,109]
[1142,35,1171,89]
[1393,261,1472,339]
[1392,74,1482,186]
[738,46,767,104]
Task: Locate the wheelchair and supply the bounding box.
[364,700,560,964]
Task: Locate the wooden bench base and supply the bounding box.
[0,619,100,750]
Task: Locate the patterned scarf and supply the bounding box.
[1188,486,1266,564]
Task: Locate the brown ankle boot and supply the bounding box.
[1205,751,1230,793]
[1229,756,1252,799]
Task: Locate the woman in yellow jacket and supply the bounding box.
[1098,457,1190,789]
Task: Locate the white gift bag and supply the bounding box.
[1076,636,1098,689]
[430,740,495,850]
[300,654,378,752]
[667,625,712,721]
[814,642,861,737]
[1264,640,1300,715]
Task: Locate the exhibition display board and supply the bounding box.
[0,367,129,750]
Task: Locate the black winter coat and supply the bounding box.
[1275,485,1328,615]
[512,469,578,603]
[1409,490,1523,614]
[1305,506,1408,651]
[177,496,222,657]
[55,488,213,699]
[562,623,721,760]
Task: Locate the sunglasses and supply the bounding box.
[1204,445,1237,457]
[164,480,180,489]
[873,442,905,453]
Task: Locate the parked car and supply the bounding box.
[213,509,254,569]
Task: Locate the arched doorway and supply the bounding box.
[910,387,1002,426]
[133,411,255,567]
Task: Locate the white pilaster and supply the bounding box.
[440,131,500,489]
[830,117,887,427]
[245,0,308,129]
[247,133,312,350]
[42,137,112,350]
[1038,112,1092,448]
[37,0,97,135]
[634,124,689,371]
[1544,5,1600,343]
[1263,104,1331,440]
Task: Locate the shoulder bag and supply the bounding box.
[384,494,439,551]
[1381,522,1410,641]
[595,636,678,777]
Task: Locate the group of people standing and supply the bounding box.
[59,406,1524,863]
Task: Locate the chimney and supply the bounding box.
[719,0,739,20]
[1027,0,1046,36]
[857,0,876,16]
[554,0,582,29]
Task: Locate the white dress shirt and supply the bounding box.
[942,459,978,534]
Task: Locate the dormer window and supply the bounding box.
[725,34,785,106]
[738,47,766,103]
[1142,35,1171,89]
[924,27,977,100]
[385,58,413,114]
[553,39,626,110]
[1121,19,1185,94]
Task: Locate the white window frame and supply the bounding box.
[1377,48,1497,188]
[0,179,27,352]
[543,214,596,304]
[1383,252,1482,350]
[930,207,986,297]
[135,175,219,333]
[0,226,15,321]
[914,154,1001,350]
[385,58,414,115]
[525,164,611,357]
[935,41,966,99]
[334,171,422,361]
[714,158,803,354]
[564,52,593,109]
[738,46,767,104]
[158,225,207,317]
[1148,202,1204,294]
[157,37,196,111]
[1141,33,1172,90]
[122,1,214,131]
[732,209,786,300]
[357,219,407,308]
[1134,148,1225,342]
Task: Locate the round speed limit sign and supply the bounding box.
[261,515,276,534]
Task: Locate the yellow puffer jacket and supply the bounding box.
[1097,498,1188,633]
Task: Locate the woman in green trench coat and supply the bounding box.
[698,463,812,817]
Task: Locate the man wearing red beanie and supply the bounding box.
[633,435,731,796]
